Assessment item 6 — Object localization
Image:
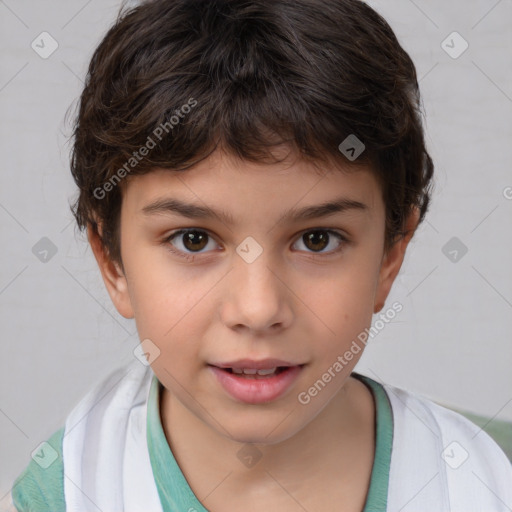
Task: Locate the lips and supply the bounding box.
[211,358,299,370]
[219,366,291,379]
[208,360,305,404]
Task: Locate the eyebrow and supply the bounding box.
[141,196,368,224]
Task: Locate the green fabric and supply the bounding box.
[11,426,66,512]
[146,376,210,511]
[355,372,394,511]
[147,371,393,512]
[8,370,395,512]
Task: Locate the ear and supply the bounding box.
[374,207,420,313]
[87,222,135,319]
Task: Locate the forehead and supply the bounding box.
[121,150,383,225]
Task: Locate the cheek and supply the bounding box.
[131,272,220,362]
[308,259,379,326]
[123,245,198,329]
[137,293,206,383]
[135,286,208,341]
[299,260,380,373]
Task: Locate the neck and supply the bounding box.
[159,375,375,491]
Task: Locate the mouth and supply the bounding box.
[214,366,300,378]
[207,362,306,404]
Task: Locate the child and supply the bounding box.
[7,0,512,510]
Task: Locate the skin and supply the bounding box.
[88,148,419,511]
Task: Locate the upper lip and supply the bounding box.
[211,359,303,370]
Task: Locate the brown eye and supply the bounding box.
[293,229,346,255]
[166,229,217,257]
[303,231,329,252]
[181,230,209,251]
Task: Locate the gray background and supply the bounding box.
[1,0,511,497]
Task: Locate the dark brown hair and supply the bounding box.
[69,0,434,270]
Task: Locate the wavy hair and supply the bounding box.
[68,0,434,269]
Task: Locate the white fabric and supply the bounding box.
[62,359,162,512]
[384,385,512,512]
[383,382,512,511]
[58,359,512,511]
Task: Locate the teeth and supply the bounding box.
[231,367,278,375]
[256,368,277,375]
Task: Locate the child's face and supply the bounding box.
[91,149,414,444]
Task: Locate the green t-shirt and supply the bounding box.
[11,372,393,511]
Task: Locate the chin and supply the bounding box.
[228,432,293,446]
[217,417,304,446]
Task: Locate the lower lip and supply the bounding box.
[208,365,304,404]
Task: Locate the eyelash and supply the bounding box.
[162,228,349,262]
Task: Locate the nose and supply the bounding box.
[219,251,294,333]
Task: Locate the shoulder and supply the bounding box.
[381,380,512,508]
[385,382,511,464]
[8,359,153,512]
[10,426,66,512]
